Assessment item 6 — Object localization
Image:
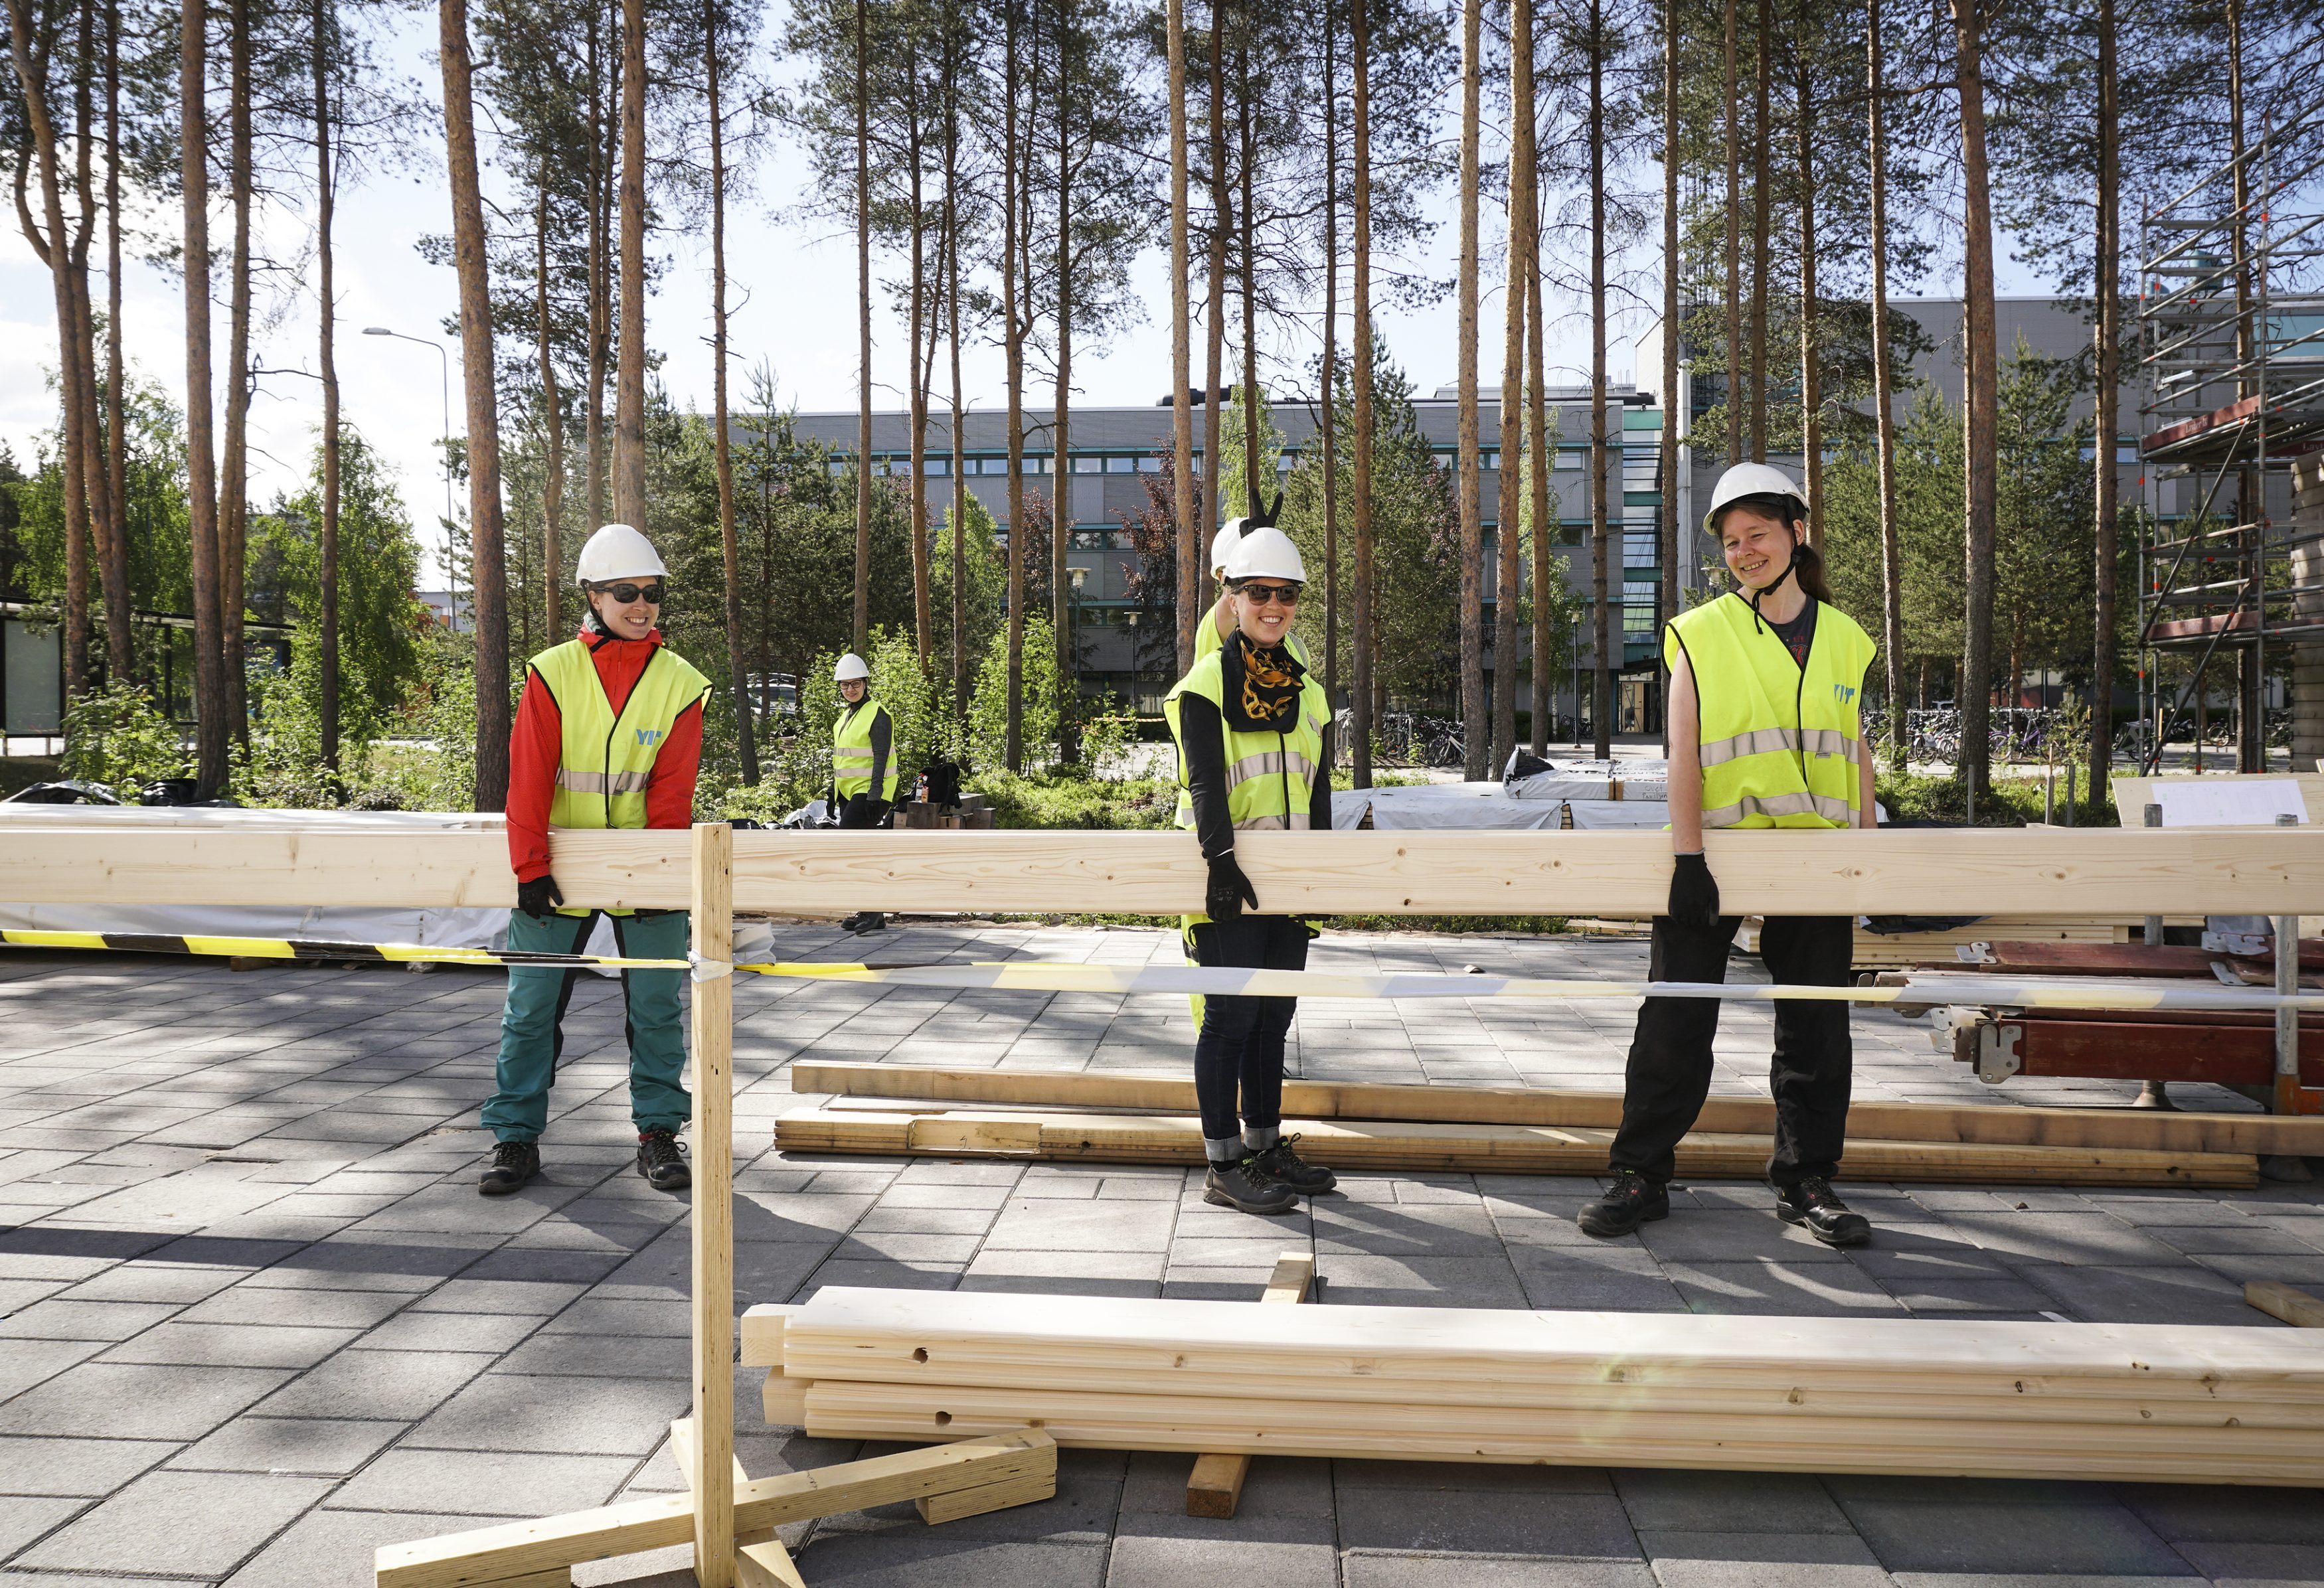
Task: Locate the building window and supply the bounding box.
[924,457,949,476]
[1137,455,1162,473]
[825,461,848,477]
[1072,456,1102,473]
[1482,448,1498,470]
[1622,532,1659,565]
[1105,455,1136,473]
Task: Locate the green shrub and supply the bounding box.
[59,681,187,794]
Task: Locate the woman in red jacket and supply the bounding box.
[480,523,710,1198]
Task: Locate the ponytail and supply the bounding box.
[1791,537,1835,605]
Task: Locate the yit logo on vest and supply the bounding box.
[635,727,663,748]
[1831,683,1857,707]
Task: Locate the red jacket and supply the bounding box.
[507,625,705,882]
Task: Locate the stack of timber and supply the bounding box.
[760,1286,2324,1484]
[1737,916,2165,972]
[774,1062,2324,1186]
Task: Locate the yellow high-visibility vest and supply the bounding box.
[831,698,898,802]
[531,637,711,915]
[1665,592,1874,829]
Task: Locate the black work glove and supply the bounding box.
[728,818,763,831]
[863,798,891,827]
[1667,852,1720,931]
[1206,852,1260,920]
[517,874,565,920]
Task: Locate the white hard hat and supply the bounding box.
[833,652,871,682]
[1222,523,1306,585]
[1207,519,1250,578]
[1703,462,1806,535]
[575,522,667,586]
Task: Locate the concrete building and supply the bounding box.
[786,391,1672,722]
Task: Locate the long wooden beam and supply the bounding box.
[8,827,2324,916]
[792,1062,2324,1158]
[775,1105,2257,1188]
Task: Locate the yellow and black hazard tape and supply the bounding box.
[1,927,2320,1016]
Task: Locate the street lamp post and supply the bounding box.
[363,326,459,629]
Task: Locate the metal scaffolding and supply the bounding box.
[2135,118,2324,773]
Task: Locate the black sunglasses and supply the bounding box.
[1233,581,1303,606]
[590,581,665,605]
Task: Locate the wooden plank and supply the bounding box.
[738,1305,801,1368]
[1187,1251,1315,1520]
[761,1368,810,1427]
[916,1467,1058,1525]
[774,1107,2258,1188]
[2248,1281,2324,1328]
[792,1062,2324,1157]
[799,1384,2324,1485]
[374,1430,1057,1588]
[7,826,2324,916]
[734,1539,806,1588]
[467,1571,570,1588]
[691,825,737,1588]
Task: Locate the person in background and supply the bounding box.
[1576,462,1878,1247]
[830,651,897,935]
[1165,520,1337,1215]
[482,522,710,1198]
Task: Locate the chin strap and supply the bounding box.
[1746,547,1799,633]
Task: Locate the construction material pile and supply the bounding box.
[758,1285,2324,1486]
[772,1062,2323,1188]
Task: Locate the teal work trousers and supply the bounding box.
[483,908,691,1144]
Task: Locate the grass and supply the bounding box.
[1875,767,2119,828]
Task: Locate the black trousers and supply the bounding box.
[1609,913,1855,1187]
[1185,913,1309,1144]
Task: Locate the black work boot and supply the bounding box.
[850,912,887,935]
[479,1140,540,1197]
[637,1128,691,1192]
[1775,1176,1871,1247]
[1576,1168,1670,1238]
[1204,1156,1298,1216]
[1248,1134,1337,1193]
[835,913,868,933]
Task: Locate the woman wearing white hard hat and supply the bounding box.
[1162,520,1336,1215]
[1197,487,1311,667]
[483,522,711,1199]
[1577,461,1878,1248]
[828,651,896,935]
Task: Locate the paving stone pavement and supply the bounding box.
[1,922,2321,1587]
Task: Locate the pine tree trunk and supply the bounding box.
[534,181,563,639]
[2225,0,2260,773]
[945,48,967,720]
[442,0,511,809]
[1589,0,1612,759]
[706,0,756,782]
[1003,0,1025,771]
[854,0,872,653]
[2090,0,2118,788]
[1526,226,1551,754]
[612,0,647,527]
[5,0,94,702]
[67,3,123,692]
[1350,0,1374,789]
[1054,52,1075,755]
[182,0,228,794]
[1721,0,1740,467]
[1455,0,1485,778]
[1868,0,1905,770]
[1951,0,1997,800]
[1497,0,1534,773]
[584,18,609,532]
[315,0,342,773]
[1239,31,1260,513]
[221,0,252,745]
[1167,0,1196,672]
[1795,0,1820,544]
[908,97,933,667]
[1201,0,1227,606]
[1748,0,1769,462]
[104,0,131,686]
[1320,17,1339,712]
[1657,0,1678,741]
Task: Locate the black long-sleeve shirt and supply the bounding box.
[1178,692,1335,859]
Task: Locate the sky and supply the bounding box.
[0,10,2054,588]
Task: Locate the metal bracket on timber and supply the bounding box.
[1186,1250,1317,1519]
[2248,1281,2324,1328]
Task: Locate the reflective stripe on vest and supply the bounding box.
[1163,650,1329,842]
[831,698,898,801]
[1665,593,1875,831]
[532,637,712,838]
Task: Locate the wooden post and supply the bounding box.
[691,822,736,1588]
